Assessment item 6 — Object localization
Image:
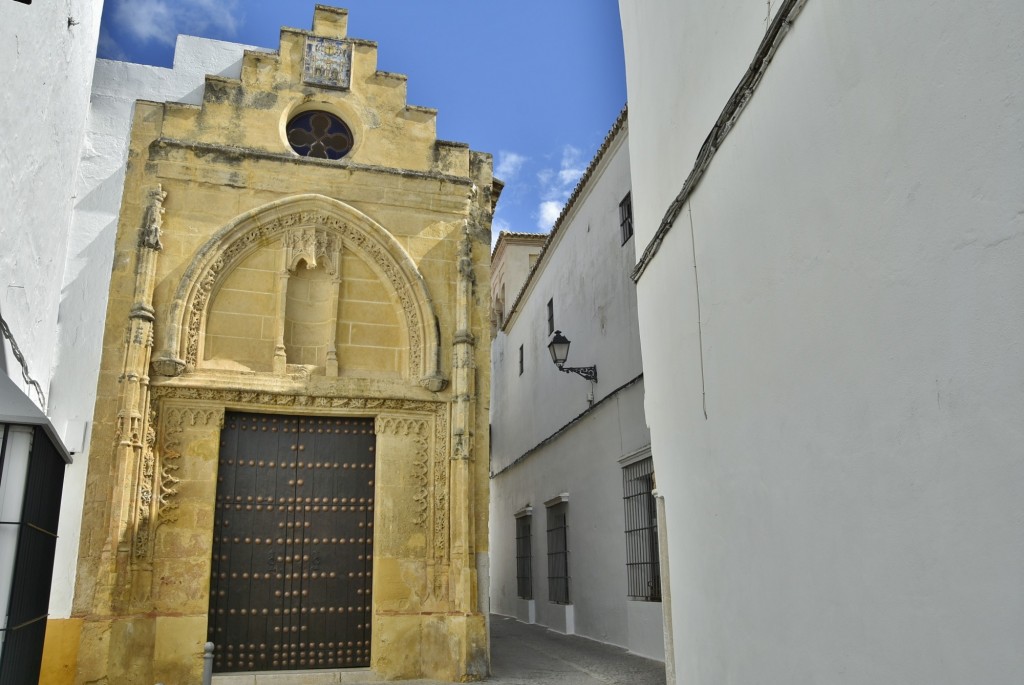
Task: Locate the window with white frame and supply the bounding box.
[515,510,533,600]
[622,457,661,601]
[546,499,570,604]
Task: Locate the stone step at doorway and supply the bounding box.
[212,668,386,685]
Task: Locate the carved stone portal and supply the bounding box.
[68,9,494,683]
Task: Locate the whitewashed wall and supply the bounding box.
[491,130,643,467]
[0,0,103,407]
[47,36,263,617]
[490,235,543,330]
[620,1,1024,682]
[490,125,664,658]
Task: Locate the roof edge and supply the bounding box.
[499,105,628,332]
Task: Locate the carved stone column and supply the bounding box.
[110,185,165,611]
[273,265,291,374]
[449,224,477,612]
[326,269,342,377]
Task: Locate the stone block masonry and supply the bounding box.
[43,6,497,684]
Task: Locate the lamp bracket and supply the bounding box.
[558,365,598,383]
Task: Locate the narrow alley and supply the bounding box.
[485,615,665,685]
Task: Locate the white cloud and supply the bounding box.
[495,151,527,181]
[558,145,585,185]
[558,167,584,186]
[113,0,240,46]
[537,201,562,231]
[534,144,589,230]
[98,28,127,60]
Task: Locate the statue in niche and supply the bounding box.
[140,185,167,251]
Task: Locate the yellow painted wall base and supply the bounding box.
[38,618,82,685]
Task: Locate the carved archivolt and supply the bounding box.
[152,195,445,389]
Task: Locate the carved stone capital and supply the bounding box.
[419,374,448,393]
[129,303,156,322]
[453,329,475,346]
[284,226,340,274]
[151,354,186,377]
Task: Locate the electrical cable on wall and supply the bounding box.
[0,312,47,409]
[689,205,708,420]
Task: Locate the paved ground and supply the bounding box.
[484,614,666,685]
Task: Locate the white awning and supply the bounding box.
[0,374,72,464]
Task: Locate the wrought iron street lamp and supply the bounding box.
[547,330,597,383]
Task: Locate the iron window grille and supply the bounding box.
[622,457,661,601]
[0,425,67,685]
[619,192,634,244]
[546,502,570,604]
[515,514,533,599]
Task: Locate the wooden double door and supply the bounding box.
[208,412,376,673]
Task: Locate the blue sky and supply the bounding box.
[98,0,627,242]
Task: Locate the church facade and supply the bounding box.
[35,7,494,684]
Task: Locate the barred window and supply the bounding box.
[515,513,533,600]
[546,501,570,604]
[622,457,661,601]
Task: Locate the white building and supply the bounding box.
[619,1,1024,683]
[1,9,264,677]
[490,232,544,336]
[1,1,102,681]
[489,111,665,660]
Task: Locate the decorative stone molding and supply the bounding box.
[420,373,448,393]
[284,226,341,274]
[158,406,223,522]
[456,227,476,286]
[148,386,451,564]
[376,416,430,527]
[133,405,223,560]
[151,357,186,377]
[133,408,159,559]
[432,407,449,563]
[152,195,446,388]
[122,187,168,562]
[139,184,167,251]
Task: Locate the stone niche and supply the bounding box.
[54,6,496,685]
[182,198,429,383]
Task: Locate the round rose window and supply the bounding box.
[286,110,354,160]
